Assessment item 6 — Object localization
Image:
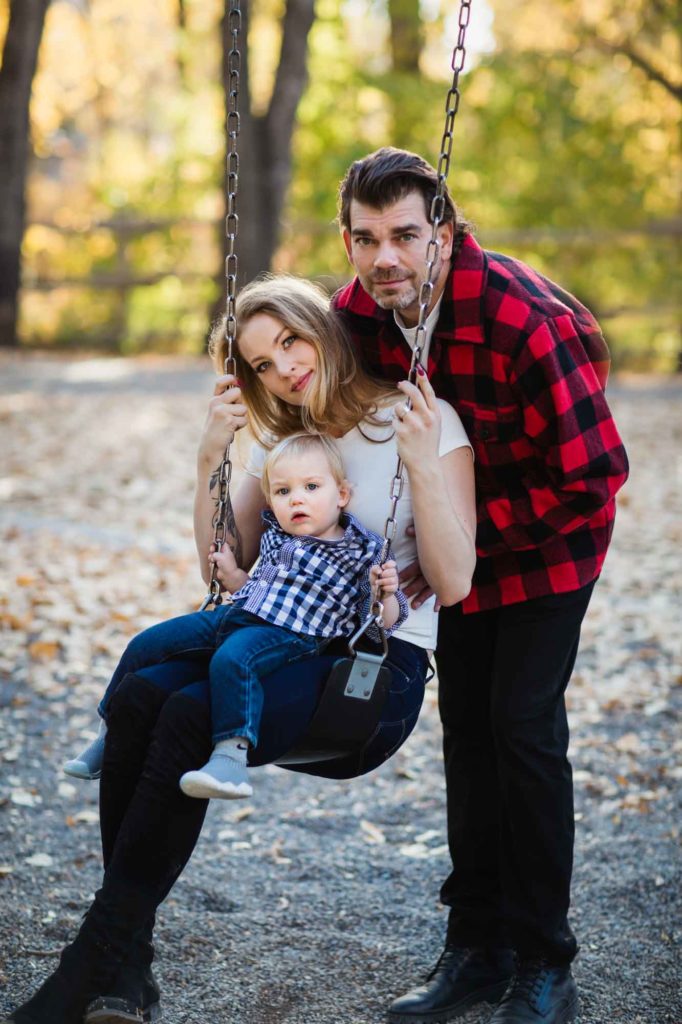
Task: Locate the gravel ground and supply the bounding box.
[0,355,680,1024]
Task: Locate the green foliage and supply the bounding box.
[16,0,680,369]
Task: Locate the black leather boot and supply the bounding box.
[388,944,514,1023]
[84,918,161,1023]
[82,675,169,1023]
[2,890,140,1024]
[4,691,211,1024]
[487,959,578,1023]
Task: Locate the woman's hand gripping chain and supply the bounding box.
[198,373,248,467]
[393,366,442,469]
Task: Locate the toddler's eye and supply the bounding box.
[274,486,289,496]
[305,483,318,491]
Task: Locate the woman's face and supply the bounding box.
[238,313,318,407]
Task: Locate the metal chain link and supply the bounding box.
[202,0,472,621]
[200,0,242,612]
[372,0,472,623]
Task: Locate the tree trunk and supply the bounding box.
[388,0,422,73]
[0,0,50,347]
[218,0,315,295]
[386,0,425,149]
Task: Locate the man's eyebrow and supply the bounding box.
[351,222,423,237]
[247,325,290,366]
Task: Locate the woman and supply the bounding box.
[3,277,475,1024]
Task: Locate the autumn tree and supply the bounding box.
[0,0,50,347]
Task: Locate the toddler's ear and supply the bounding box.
[338,480,352,508]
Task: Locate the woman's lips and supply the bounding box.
[292,371,312,392]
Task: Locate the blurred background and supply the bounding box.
[0,0,680,368]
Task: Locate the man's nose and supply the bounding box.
[373,241,399,269]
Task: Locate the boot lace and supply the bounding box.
[427,944,470,982]
[507,958,551,1010]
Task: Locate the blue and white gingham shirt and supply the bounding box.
[231,511,408,641]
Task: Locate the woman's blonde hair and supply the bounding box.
[208,274,396,446]
[261,432,346,498]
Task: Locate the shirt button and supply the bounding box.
[259,580,267,587]
[480,426,491,440]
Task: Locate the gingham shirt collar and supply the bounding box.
[230,510,407,639]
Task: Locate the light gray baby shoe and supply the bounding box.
[180,753,253,800]
[63,719,107,780]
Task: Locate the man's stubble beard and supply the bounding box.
[372,281,419,311]
[367,253,443,313]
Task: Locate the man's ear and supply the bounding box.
[438,220,454,262]
[342,228,354,266]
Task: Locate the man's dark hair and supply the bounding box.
[338,146,473,254]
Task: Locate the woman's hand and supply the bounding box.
[393,368,441,469]
[197,373,248,467]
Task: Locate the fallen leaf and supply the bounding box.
[360,819,386,844]
[25,853,53,867]
[27,640,61,662]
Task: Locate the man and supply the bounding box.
[333,147,629,1024]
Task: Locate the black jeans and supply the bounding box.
[435,582,595,965]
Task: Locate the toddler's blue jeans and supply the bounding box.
[97,603,428,777]
[98,603,320,747]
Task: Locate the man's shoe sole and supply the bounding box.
[387,979,510,1024]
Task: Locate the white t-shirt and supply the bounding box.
[244,397,471,650]
[393,296,443,367]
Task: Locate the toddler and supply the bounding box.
[64,433,407,799]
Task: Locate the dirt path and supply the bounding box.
[0,355,680,1023]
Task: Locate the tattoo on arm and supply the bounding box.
[208,468,243,567]
[225,495,243,568]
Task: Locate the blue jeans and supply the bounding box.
[99,607,429,777]
[99,603,319,747]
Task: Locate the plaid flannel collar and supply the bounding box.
[261,509,371,546]
[341,233,488,348]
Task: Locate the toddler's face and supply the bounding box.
[268,450,349,540]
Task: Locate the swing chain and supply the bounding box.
[372,0,472,617]
[200,0,242,613]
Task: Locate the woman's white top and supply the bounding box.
[245,397,471,650]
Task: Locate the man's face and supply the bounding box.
[342,191,454,324]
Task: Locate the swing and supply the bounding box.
[199,0,473,769]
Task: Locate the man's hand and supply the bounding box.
[399,527,440,610]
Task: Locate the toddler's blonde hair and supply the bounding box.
[261,432,347,498]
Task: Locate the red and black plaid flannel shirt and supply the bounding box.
[333,234,629,613]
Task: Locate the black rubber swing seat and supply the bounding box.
[274,645,392,766]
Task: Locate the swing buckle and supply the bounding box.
[342,609,389,701]
[342,650,388,702]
